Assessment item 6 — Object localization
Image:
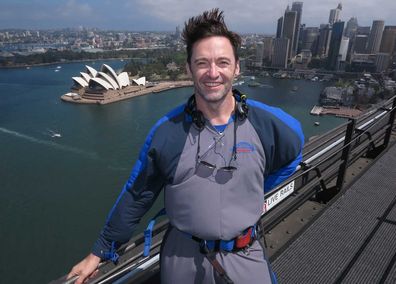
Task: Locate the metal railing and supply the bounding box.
[52,95,396,284]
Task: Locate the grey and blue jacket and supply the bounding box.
[92,95,304,259]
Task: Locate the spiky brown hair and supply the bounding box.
[182,8,241,64]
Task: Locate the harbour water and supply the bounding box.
[0,61,344,283]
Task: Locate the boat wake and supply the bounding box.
[0,127,99,160]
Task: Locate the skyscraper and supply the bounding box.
[327,21,345,70]
[354,35,369,53]
[272,38,290,69]
[317,24,332,57]
[367,20,385,54]
[262,37,274,61]
[283,6,297,60]
[301,27,319,52]
[379,26,396,56]
[344,17,358,38]
[291,2,303,54]
[329,3,342,25]
[255,42,264,66]
[276,17,283,38]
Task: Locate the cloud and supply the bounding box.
[1,0,396,32]
[57,0,93,18]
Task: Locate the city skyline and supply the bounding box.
[1,0,396,34]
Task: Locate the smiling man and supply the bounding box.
[68,8,304,284]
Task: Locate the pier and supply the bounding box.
[310,105,363,118]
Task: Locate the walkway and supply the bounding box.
[272,143,396,283]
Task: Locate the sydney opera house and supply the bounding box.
[62,64,147,103]
[61,63,193,105]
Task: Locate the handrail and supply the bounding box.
[52,95,396,284]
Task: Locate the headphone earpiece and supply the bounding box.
[185,95,205,130]
[233,89,248,120]
[185,91,248,129]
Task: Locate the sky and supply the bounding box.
[1,0,396,34]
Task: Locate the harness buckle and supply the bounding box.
[199,240,210,255]
[234,226,255,250]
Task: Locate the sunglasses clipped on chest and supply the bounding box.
[195,122,238,184]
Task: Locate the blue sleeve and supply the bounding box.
[247,100,304,193]
[91,119,167,260]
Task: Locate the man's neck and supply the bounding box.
[195,93,235,125]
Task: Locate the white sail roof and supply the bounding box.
[85,65,97,77]
[80,72,92,83]
[133,77,146,86]
[97,72,120,89]
[101,64,122,88]
[89,77,114,90]
[118,72,130,87]
[72,77,89,87]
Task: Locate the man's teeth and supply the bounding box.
[205,82,221,86]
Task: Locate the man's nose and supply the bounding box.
[207,63,219,78]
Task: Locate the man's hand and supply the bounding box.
[67,253,101,284]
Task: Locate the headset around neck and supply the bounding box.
[184,89,248,130]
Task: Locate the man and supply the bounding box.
[68,9,304,284]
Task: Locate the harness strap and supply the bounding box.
[190,225,257,253]
[204,252,234,284]
[143,208,166,257]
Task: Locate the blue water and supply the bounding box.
[0,62,344,283]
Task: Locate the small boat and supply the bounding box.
[314,121,320,126]
[248,81,261,87]
[292,86,298,92]
[51,133,62,138]
[54,69,60,72]
[56,66,62,69]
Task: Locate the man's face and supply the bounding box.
[187,36,240,104]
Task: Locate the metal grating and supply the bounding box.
[272,143,396,284]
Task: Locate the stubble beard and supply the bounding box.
[195,82,232,104]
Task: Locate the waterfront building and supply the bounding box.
[262,37,274,62]
[301,27,319,53]
[283,6,297,60]
[375,53,391,72]
[293,49,312,69]
[380,26,396,57]
[272,38,289,69]
[328,3,342,25]
[367,20,385,54]
[316,24,332,58]
[291,1,303,54]
[327,21,345,70]
[71,64,131,100]
[255,42,264,67]
[354,35,368,54]
[350,53,376,72]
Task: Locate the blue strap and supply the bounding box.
[196,225,256,252]
[143,208,166,257]
[103,241,119,264]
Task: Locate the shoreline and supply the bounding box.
[61,80,193,105]
[0,57,129,69]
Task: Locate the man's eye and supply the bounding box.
[219,61,230,66]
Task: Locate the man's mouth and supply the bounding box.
[204,82,222,87]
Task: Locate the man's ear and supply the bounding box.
[235,59,240,76]
[186,63,192,77]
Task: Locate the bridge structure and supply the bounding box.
[53,95,396,284]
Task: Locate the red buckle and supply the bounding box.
[235,227,253,249]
